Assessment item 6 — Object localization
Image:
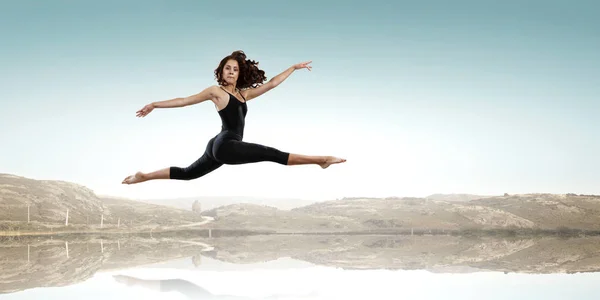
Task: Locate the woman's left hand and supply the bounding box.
[293,61,312,71]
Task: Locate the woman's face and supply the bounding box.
[222,59,239,86]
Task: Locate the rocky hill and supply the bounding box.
[0,173,205,230]
[204,194,600,233]
[0,173,104,224]
[200,203,364,232]
[4,172,600,234]
[468,193,600,229]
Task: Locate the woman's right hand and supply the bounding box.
[293,60,312,71]
[136,103,155,117]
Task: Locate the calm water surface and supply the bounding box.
[2,235,599,299]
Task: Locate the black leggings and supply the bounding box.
[170,131,290,180]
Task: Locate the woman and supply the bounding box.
[122,50,346,185]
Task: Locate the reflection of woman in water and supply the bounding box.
[114,275,215,299]
[113,275,315,299]
[122,50,346,185]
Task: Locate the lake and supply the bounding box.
[2,234,600,299]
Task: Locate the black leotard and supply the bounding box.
[169,87,290,180]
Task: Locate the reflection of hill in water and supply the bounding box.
[207,235,600,274]
[0,235,211,294]
[3,234,600,294]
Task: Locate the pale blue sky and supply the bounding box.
[1,0,599,200]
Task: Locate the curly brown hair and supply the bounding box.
[214,50,267,90]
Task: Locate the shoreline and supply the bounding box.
[2,226,600,238]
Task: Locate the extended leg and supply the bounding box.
[216,140,346,168]
[121,168,170,184]
[287,153,346,169]
[216,140,290,165]
[123,137,224,185]
[170,153,223,180]
[122,153,223,184]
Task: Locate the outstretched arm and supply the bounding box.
[136,86,218,117]
[244,61,312,101]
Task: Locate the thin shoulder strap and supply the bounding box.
[237,88,246,101]
[220,86,245,101]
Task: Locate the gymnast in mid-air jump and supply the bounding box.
[122,50,346,185]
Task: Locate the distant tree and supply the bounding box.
[192,200,201,214]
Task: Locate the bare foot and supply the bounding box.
[122,172,146,184]
[319,156,346,169]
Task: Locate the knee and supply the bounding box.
[170,166,196,181]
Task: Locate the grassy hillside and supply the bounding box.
[0,174,205,230]
[201,203,364,232]
[5,172,600,234]
[0,173,104,224]
[205,194,600,233]
[471,194,600,230]
[101,197,208,227]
